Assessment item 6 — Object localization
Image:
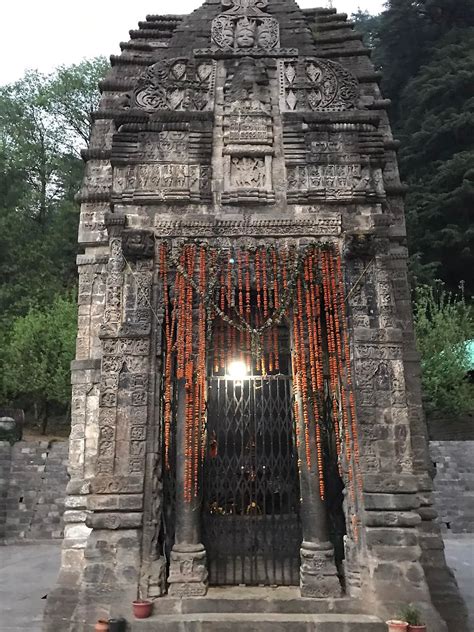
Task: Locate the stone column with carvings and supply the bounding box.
[294,367,341,597]
[167,379,208,597]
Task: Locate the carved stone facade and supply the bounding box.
[44,3,468,632]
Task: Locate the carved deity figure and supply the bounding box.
[232,157,265,188]
[235,17,256,48]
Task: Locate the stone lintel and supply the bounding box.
[71,359,102,372]
[86,511,143,530]
[363,473,419,494]
[88,494,144,511]
[365,511,421,528]
[364,492,420,511]
[91,475,144,495]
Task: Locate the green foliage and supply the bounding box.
[376,0,474,122]
[351,10,382,62]
[0,58,108,423]
[399,30,474,291]
[3,295,77,426]
[414,282,474,413]
[399,604,423,626]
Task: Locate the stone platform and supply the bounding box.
[132,612,386,632]
[127,588,385,631]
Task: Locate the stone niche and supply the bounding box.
[43,2,468,632]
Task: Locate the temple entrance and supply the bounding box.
[202,373,302,586]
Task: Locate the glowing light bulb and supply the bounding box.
[227,360,248,379]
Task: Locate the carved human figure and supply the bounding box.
[256,20,277,49]
[235,17,256,48]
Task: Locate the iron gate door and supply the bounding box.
[202,375,302,585]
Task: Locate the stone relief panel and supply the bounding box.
[211,0,280,52]
[285,132,383,201]
[230,156,266,188]
[138,131,190,163]
[133,59,216,112]
[113,164,211,202]
[221,56,275,203]
[79,205,108,245]
[279,58,358,112]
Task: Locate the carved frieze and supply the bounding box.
[133,58,216,112]
[287,164,371,201]
[279,58,358,112]
[154,217,341,237]
[113,163,211,202]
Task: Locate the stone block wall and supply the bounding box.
[0,440,69,542]
[430,440,474,533]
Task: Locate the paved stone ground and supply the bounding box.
[0,543,61,632]
[443,536,474,631]
[0,539,472,631]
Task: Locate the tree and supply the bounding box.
[0,58,107,324]
[0,58,108,424]
[399,30,474,292]
[376,0,474,124]
[3,295,77,433]
[351,10,382,56]
[414,282,474,414]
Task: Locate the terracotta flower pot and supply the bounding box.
[408,626,426,632]
[386,621,409,632]
[94,620,109,632]
[132,600,153,619]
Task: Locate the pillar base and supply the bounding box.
[168,543,208,597]
[300,540,341,598]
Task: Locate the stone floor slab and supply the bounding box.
[0,543,61,632]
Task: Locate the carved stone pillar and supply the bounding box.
[295,391,341,597]
[168,379,208,597]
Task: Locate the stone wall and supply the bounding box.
[0,440,69,542]
[431,440,474,533]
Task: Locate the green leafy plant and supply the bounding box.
[399,604,423,626]
[414,281,473,414]
[3,294,77,433]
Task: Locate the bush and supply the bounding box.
[2,294,77,432]
[414,282,473,414]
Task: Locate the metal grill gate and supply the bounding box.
[202,375,302,585]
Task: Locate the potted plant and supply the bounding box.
[94,620,109,632]
[132,598,153,619]
[401,605,427,631]
[386,620,408,632]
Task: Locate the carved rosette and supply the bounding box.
[279,58,358,112]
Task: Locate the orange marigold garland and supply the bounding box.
[272,248,280,371]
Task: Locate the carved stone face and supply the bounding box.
[235,18,256,48]
[257,24,272,49]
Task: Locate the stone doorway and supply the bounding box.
[202,374,302,585]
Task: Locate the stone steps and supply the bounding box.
[132,613,386,631]
[151,588,363,615]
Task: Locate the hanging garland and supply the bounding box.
[158,240,362,522]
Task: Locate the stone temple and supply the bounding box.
[44,2,469,631]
